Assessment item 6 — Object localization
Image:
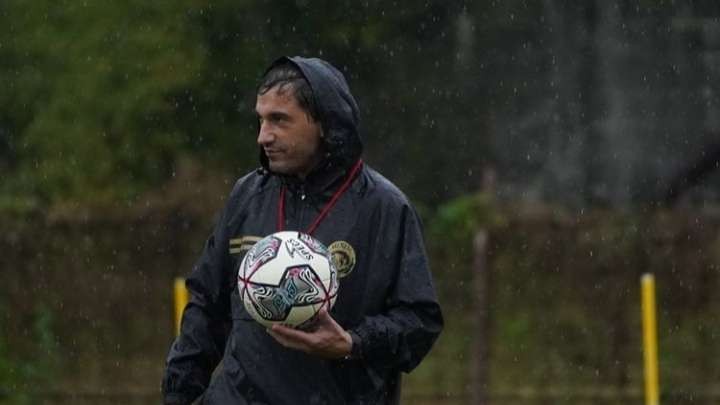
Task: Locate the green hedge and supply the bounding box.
[1,197,719,404]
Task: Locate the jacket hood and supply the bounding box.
[259,56,363,175]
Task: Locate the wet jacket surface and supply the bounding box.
[162,57,443,405]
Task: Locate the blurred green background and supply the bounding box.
[2,1,720,404]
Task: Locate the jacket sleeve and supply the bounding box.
[351,203,443,374]
[161,183,240,405]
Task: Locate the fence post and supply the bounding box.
[470,229,490,404]
[641,273,660,405]
[470,166,496,404]
[174,277,188,336]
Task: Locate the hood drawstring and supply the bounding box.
[277,159,363,235]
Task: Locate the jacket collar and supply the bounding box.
[277,159,355,199]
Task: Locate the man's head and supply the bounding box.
[256,62,324,179]
[255,56,363,176]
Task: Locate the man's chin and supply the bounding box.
[268,162,293,175]
[268,162,312,179]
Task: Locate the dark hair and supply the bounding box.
[257,62,320,121]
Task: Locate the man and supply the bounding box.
[162,56,443,404]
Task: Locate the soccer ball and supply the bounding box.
[237,231,338,328]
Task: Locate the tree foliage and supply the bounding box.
[1,0,484,208]
[1,0,205,204]
[3,1,718,209]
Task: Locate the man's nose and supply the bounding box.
[257,122,274,145]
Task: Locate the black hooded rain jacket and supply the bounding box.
[162,56,443,405]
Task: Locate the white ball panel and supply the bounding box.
[241,287,270,328]
[285,304,319,327]
[250,261,288,285]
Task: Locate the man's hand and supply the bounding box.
[266,307,352,359]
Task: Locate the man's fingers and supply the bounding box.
[266,313,351,359]
[316,307,331,324]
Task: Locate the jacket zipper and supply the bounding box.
[297,185,306,230]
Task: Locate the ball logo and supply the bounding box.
[329,241,356,278]
[285,238,314,260]
[299,233,329,256]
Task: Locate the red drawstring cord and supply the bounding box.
[277,159,363,235]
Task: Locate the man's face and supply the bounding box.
[256,86,323,179]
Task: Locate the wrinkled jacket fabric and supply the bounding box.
[162,56,443,405]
